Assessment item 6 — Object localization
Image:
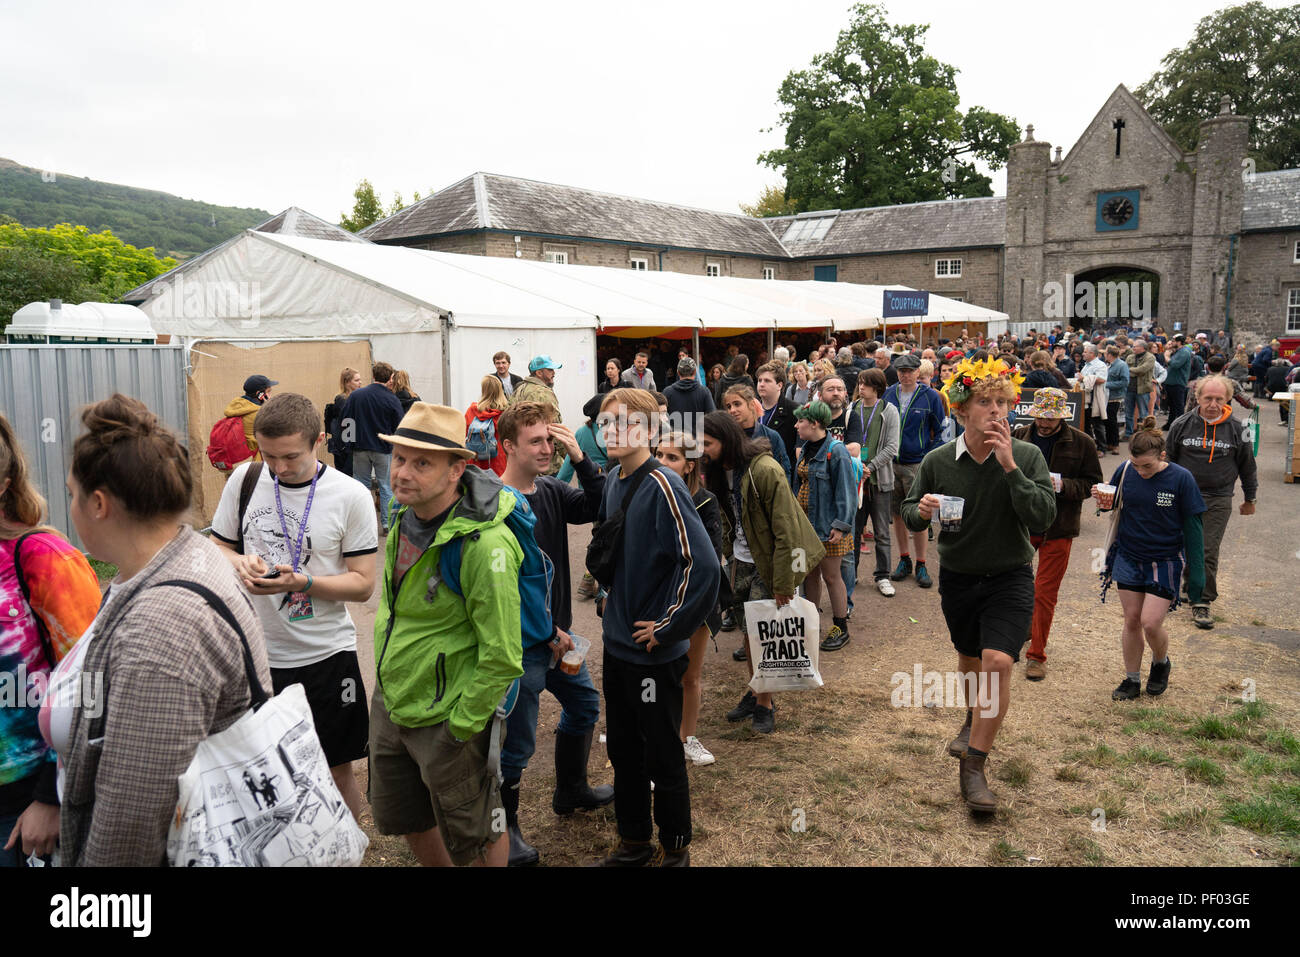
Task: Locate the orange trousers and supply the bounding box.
[1027,536,1073,663]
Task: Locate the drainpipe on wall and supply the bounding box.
[1224,234,1237,337]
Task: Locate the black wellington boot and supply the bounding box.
[502,777,539,867]
[552,729,615,815]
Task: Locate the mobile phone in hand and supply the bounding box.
[259,566,282,580]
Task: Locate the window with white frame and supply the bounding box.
[781,215,837,243]
[1288,288,1300,333]
[543,250,568,265]
[763,265,776,280]
[1293,240,1300,263]
[630,256,648,270]
[935,258,962,278]
[706,262,722,277]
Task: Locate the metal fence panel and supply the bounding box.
[0,344,187,549]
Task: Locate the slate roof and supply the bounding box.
[119,207,366,304]
[362,173,790,257]
[1242,169,1300,232]
[762,196,1007,256]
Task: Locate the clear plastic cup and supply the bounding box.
[561,634,591,675]
[1050,472,1063,493]
[1095,483,1116,510]
[939,495,965,533]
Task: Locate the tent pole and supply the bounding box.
[440,313,452,405]
[692,328,700,368]
[767,328,774,359]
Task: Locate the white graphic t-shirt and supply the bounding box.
[213,462,378,668]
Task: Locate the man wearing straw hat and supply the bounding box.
[1012,388,1102,681]
[367,402,524,867]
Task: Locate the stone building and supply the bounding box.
[362,86,1299,346]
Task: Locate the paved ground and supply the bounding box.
[345,401,1299,865]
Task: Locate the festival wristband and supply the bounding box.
[304,574,314,593]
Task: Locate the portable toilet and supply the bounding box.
[6,300,158,344]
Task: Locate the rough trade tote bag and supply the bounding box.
[744,595,824,693]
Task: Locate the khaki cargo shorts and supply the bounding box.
[891,461,920,517]
[368,687,504,865]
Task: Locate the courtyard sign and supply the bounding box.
[883,290,929,318]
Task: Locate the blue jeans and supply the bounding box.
[352,450,393,528]
[1124,391,1149,436]
[501,640,602,780]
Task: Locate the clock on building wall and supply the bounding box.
[1096,190,1140,232]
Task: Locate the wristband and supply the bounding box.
[304,574,314,593]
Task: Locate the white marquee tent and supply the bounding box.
[137,230,1008,429]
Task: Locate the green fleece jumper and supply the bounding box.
[900,437,1057,576]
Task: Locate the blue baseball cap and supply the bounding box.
[528,355,562,373]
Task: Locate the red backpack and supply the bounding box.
[207,415,254,471]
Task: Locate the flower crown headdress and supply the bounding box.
[940,357,1025,406]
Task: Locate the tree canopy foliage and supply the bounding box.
[739,184,799,218]
[0,222,177,332]
[340,180,432,232]
[1136,2,1300,172]
[758,3,1019,212]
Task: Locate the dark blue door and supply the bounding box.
[814,265,838,282]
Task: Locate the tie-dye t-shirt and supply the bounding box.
[0,532,101,788]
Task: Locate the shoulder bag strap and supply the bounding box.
[235,462,263,555]
[13,531,57,669]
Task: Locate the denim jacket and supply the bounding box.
[794,437,857,540]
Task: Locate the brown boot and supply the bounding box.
[959,752,998,813]
[947,710,972,759]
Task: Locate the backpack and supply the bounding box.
[466,415,499,463]
[434,487,555,647]
[208,415,254,471]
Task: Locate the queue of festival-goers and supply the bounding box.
[0,319,1285,868]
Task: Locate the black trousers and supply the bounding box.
[1104,399,1121,448]
[1164,385,1187,426]
[602,648,691,851]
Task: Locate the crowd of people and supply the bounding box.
[0,318,1288,868]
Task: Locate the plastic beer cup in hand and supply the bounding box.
[939,495,965,533]
[1095,483,1116,510]
[561,634,591,675]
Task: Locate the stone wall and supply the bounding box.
[1232,231,1300,344]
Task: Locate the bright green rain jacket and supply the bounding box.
[374,468,524,740]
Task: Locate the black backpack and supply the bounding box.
[585,458,659,589]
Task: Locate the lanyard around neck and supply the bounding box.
[273,463,322,572]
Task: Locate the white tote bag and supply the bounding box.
[156,581,368,867]
[744,595,824,693]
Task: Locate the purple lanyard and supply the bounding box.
[273,463,321,572]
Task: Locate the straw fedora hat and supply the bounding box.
[379,402,475,459]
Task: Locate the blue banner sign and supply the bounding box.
[883,289,930,318]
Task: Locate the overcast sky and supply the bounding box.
[1,0,1283,222]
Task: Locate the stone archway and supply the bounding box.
[1071,265,1161,328]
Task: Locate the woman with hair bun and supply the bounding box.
[57,394,271,865]
[0,414,101,866]
[1094,416,1206,702]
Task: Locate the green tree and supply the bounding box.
[339,179,386,232]
[0,223,175,331]
[739,184,799,218]
[1136,2,1300,172]
[758,3,1019,212]
[0,222,176,301]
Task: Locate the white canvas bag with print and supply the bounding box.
[745,595,824,692]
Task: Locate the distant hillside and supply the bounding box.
[0,158,271,258]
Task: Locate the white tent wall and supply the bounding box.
[370,331,443,407]
[447,325,597,429]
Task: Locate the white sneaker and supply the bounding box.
[876,578,896,597]
[683,736,716,766]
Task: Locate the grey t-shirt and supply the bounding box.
[394,503,453,590]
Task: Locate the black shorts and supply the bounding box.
[938,564,1035,662]
[271,650,370,767]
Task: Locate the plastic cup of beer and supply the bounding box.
[561,634,591,675]
[939,495,965,533]
[1095,483,1116,510]
[1050,472,1063,493]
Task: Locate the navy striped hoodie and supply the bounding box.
[597,459,720,665]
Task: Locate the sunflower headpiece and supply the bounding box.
[939,356,1026,406]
